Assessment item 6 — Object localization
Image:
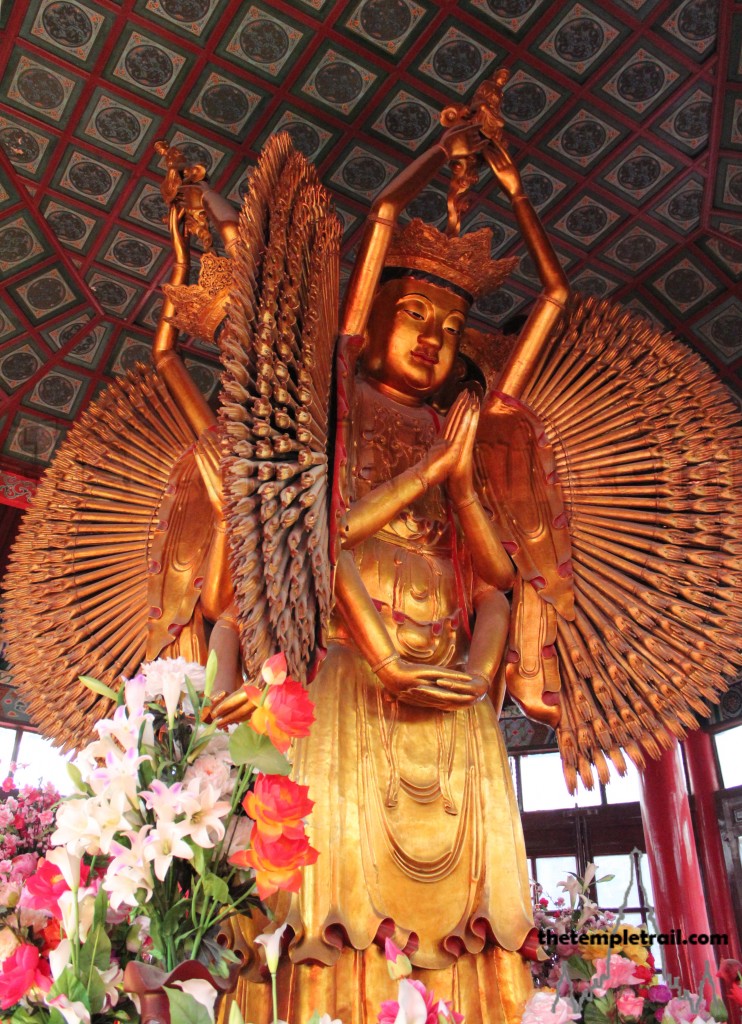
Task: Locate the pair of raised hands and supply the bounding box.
[440,123,524,201]
[375,389,489,711]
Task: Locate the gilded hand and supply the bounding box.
[376,657,485,709]
[417,390,478,489]
[447,391,480,505]
[487,141,523,200]
[440,123,486,161]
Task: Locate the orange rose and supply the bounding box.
[243,775,314,841]
[230,830,318,899]
[244,678,315,753]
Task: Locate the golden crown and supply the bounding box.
[384,219,516,301]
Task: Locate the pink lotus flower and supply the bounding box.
[591,954,644,996]
[261,653,288,687]
[384,937,412,980]
[616,988,645,1019]
[378,978,463,1024]
[0,943,52,1009]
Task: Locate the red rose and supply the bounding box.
[243,775,314,841]
[0,944,52,1009]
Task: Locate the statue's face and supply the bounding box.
[363,277,469,401]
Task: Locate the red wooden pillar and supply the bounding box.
[684,728,742,1023]
[639,741,719,1003]
[684,728,742,959]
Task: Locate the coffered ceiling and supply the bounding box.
[1,0,741,477]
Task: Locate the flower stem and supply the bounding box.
[270,969,278,1024]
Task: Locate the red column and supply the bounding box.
[639,741,718,1003]
[684,729,742,959]
[684,729,742,1023]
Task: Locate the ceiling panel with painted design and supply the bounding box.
[0,0,740,476]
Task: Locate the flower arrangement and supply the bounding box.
[524,867,729,1024]
[0,653,317,1024]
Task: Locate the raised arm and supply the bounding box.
[483,142,570,399]
[153,206,216,436]
[339,391,477,549]
[341,125,484,337]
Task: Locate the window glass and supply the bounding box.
[594,854,640,908]
[0,726,18,776]
[521,751,601,811]
[12,731,74,794]
[603,759,642,804]
[534,855,578,904]
[715,725,742,789]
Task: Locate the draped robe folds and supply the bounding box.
[225,381,535,1024]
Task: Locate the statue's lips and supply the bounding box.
[411,348,438,365]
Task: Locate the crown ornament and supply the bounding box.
[384,219,516,301]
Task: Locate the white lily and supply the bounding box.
[58,887,96,943]
[143,819,194,880]
[178,780,231,848]
[89,746,150,803]
[99,964,123,1010]
[51,797,101,857]
[46,994,91,1024]
[48,939,72,980]
[255,922,288,974]
[557,873,582,909]
[104,832,154,910]
[142,779,184,823]
[46,846,82,890]
[124,672,147,716]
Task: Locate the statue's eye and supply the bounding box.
[445,324,462,337]
[404,308,425,321]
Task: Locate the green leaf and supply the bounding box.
[92,886,108,932]
[192,842,207,876]
[567,955,594,980]
[48,968,90,1008]
[79,675,118,702]
[202,872,230,904]
[184,673,202,719]
[595,874,615,884]
[165,987,214,1024]
[80,923,112,976]
[204,649,218,698]
[65,761,87,794]
[229,726,290,775]
[583,999,610,1024]
[85,966,106,1017]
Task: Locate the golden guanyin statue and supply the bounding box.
[4,72,742,1023]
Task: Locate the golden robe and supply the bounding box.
[230,382,534,1023]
